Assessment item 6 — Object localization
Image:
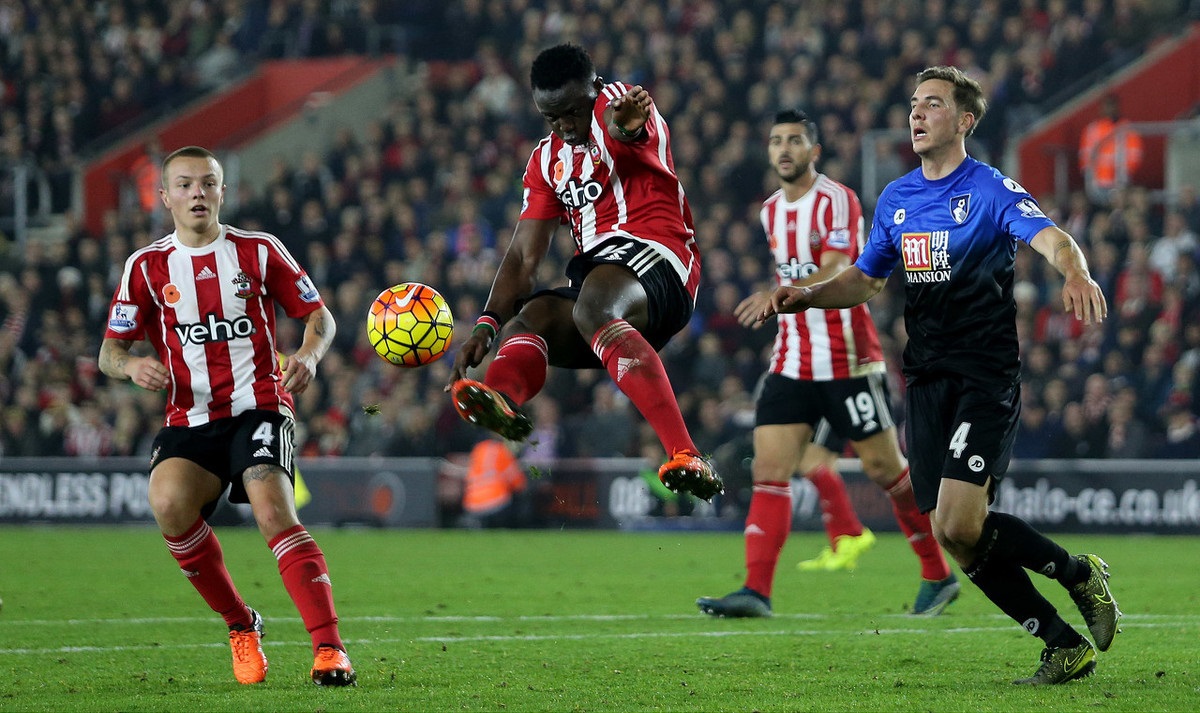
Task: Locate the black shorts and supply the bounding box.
[524,236,694,353]
[755,372,896,442]
[811,418,846,454]
[904,375,1020,513]
[149,410,297,506]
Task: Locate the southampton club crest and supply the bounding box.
[950,194,971,224]
[231,271,255,299]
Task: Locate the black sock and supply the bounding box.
[963,552,1073,645]
[980,512,1083,584]
[1047,627,1085,649]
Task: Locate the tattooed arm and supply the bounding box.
[279,305,336,394]
[99,338,169,391]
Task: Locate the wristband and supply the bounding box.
[473,312,501,340]
[615,122,642,138]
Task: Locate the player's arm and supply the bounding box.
[605,85,651,142]
[483,217,558,322]
[447,217,558,386]
[99,337,169,391]
[281,305,335,394]
[760,265,886,320]
[735,252,851,328]
[1030,225,1108,324]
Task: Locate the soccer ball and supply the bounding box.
[366,283,454,367]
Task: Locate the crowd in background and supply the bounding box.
[2,1,1200,480]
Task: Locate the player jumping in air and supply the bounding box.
[445,43,722,501]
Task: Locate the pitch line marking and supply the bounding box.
[0,619,1188,656]
[0,612,1190,627]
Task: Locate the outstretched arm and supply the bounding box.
[736,252,852,328]
[1030,226,1107,325]
[760,265,887,321]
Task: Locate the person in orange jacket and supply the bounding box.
[1079,95,1143,201]
[462,438,529,528]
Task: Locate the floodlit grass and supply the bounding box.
[0,525,1195,712]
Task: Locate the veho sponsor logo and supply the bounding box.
[173,313,255,346]
[777,259,819,281]
[557,178,603,208]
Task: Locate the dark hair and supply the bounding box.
[530,43,595,91]
[161,145,221,185]
[773,109,819,144]
[915,66,987,136]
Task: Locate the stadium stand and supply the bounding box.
[2,1,1199,491]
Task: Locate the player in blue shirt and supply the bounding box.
[761,66,1120,685]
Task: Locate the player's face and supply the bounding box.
[533,78,598,146]
[768,122,819,182]
[160,155,224,234]
[909,79,970,157]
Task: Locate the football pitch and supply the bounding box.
[0,525,1194,712]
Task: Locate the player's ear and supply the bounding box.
[960,112,975,135]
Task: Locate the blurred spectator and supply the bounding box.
[1158,393,1200,458]
[1079,94,1143,203]
[567,384,635,458]
[1148,210,1198,283]
[1047,402,1105,459]
[1104,387,1150,458]
[1013,398,1056,460]
[459,438,530,528]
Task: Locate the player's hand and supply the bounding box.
[610,85,651,134]
[734,291,773,328]
[280,352,317,394]
[126,356,169,391]
[445,329,493,391]
[759,285,814,321]
[1061,272,1107,325]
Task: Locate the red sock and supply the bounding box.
[591,319,696,456]
[484,334,549,406]
[164,518,251,628]
[885,469,951,581]
[270,525,343,654]
[807,464,863,547]
[743,482,792,597]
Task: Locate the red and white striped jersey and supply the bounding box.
[761,174,884,381]
[105,225,324,427]
[519,81,701,300]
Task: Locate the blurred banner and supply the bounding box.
[0,457,439,527]
[0,457,1196,534]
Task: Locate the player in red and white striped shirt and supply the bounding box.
[446,43,721,501]
[696,111,957,619]
[98,146,355,686]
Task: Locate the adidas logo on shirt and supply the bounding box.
[252,447,272,458]
[196,266,217,281]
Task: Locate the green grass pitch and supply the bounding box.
[0,525,1195,712]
